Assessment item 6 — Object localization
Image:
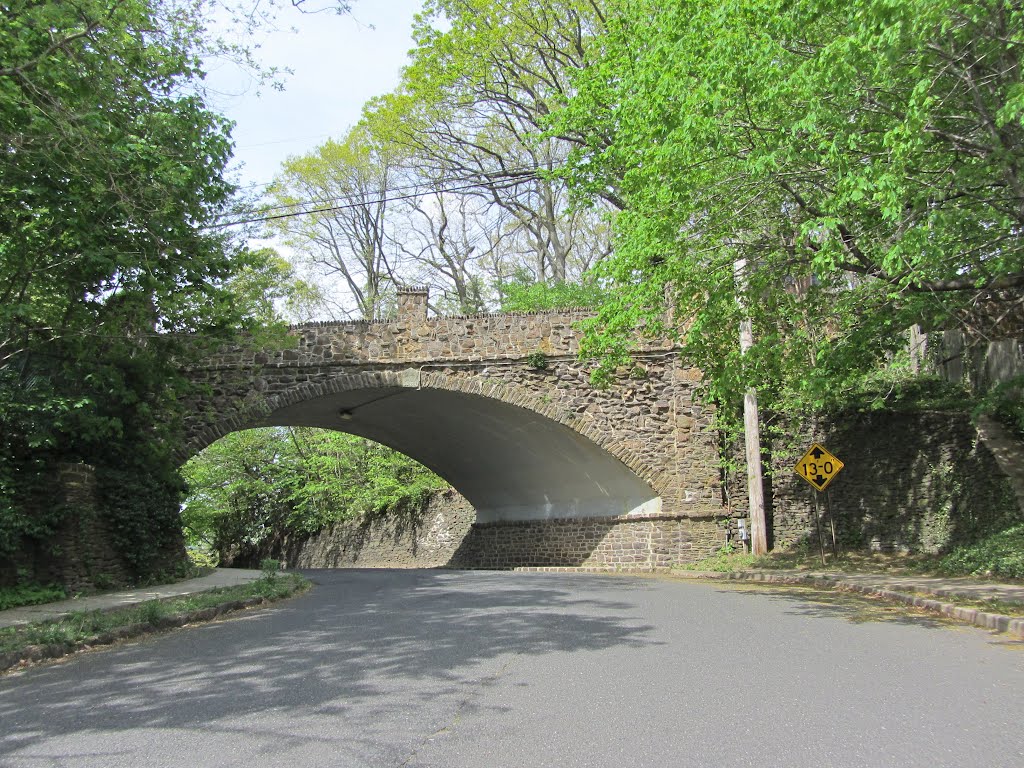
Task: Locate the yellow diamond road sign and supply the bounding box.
[794,443,844,492]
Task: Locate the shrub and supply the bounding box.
[0,583,66,611]
[187,546,219,569]
[939,524,1024,580]
[675,542,758,572]
[975,375,1024,440]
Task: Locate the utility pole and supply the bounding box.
[734,259,768,555]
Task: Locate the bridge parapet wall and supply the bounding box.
[200,305,671,371]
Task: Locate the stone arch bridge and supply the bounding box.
[182,288,733,568]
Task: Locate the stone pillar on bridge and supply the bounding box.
[397,286,429,323]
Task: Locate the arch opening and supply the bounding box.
[257,385,661,523]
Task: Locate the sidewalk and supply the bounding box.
[0,569,264,630]
[683,569,1024,638]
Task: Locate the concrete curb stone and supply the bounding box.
[508,565,1024,639]
[677,570,1024,639]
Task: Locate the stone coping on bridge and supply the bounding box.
[468,510,736,525]
[289,306,597,329]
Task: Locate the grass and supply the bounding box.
[675,544,1024,583]
[0,573,310,661]
[675,542,1024,624]
[939,524,1024,581]
[705,582,978,630]
[0,583,67,611]
[751,548,947,576]
[674,545,759,572]
[3,563,221,611]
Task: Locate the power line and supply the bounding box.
[228,163,551,220]
[213,170,548,229]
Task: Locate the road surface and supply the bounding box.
[1,569,1022,766]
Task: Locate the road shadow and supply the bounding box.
[708,581,1000,633]
[0,569,659,761]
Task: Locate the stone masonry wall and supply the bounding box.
[448,514,728,570]
[286,490,476,569]
[199,306,604,371]
[283,488,729,571]
[182,295,725,519]
[49,464,133,592]
[763,411,1020,554]
[0,464,133,592]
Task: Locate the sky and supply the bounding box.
[206,0,425,197]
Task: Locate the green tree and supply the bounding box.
[267,127,402,320]
[0,0,340,579]
[498,268,609,312]
[554,0,1024,416]
[181,428,446,565]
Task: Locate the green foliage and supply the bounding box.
[0,583,66,612]
[675,542,758,572]
[553,0,1024,425]
[940,524,1024,580]
[97,464,186,581]
[0,1,320,580]
[500,275,610,313]
[187,546,220,570]
[0,573,310,656]
[260,558,281,577]
[266,127,400,320]
[838,370,969,414]
[975,376,1024,439]
[525,352,549,371]
[362,0,612,290]
[181,428,447,565]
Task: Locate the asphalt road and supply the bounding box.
[1,569,1022,767]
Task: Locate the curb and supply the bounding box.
[682,571,1024,640]
[502,566,1024,639]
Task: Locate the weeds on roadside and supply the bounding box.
[676,537,1024,584]
[0,583,66,611]
[939,524,1024,581]
[0,574,309,657]
[675,543,759,572]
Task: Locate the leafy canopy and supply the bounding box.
[0,0,324,575]
[554,0,1024,415]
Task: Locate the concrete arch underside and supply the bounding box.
[193,371,662,523]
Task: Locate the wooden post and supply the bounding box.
[826,488,839,557]
[734,259,768,555]
[811,489,827,566]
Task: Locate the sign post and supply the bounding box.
[811,486,826,566]
[826,488,838,556]
[794,443,845,565]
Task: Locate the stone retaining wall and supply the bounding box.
[284,490,729,570]
[285,490,476,569]
[49,464,133,592]
[1,464,133,592]
[761,411,1020,554]
[447,515,727,570]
